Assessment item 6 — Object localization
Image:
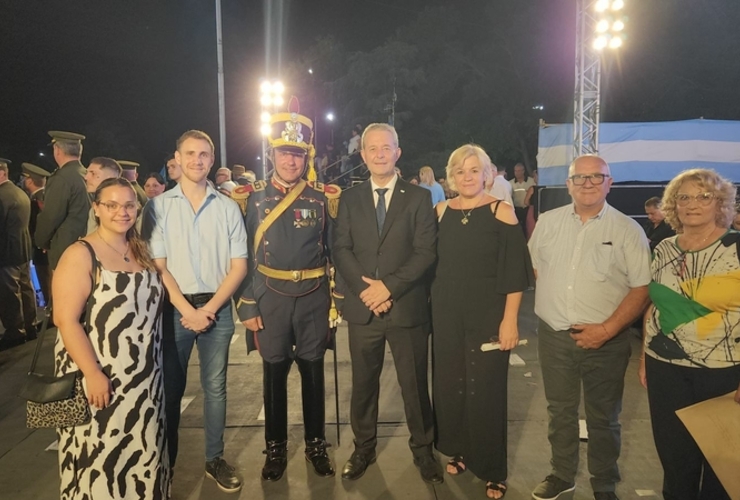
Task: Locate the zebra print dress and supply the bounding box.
[55,266,170,499]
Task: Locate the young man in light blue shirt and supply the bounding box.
[144,130,247,493]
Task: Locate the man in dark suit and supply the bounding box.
[20,162,51,304]
[35,131,90,270]
[332,123,442,484]
[0,159,35,350]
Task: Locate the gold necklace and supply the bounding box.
[97,231,130,262]
[460,194,484,225]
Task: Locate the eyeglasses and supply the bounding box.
[97,201,138,213]
[675,192,715,206]
[568,173,610,186]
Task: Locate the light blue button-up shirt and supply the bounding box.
[143,183,247,294]
[528,202,651,331]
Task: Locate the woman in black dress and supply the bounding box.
[432,144,533,499]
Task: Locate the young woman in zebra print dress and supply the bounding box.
[53,178,170,499]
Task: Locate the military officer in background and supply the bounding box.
[118,160,149,207]
[234,97,343,482]
[35,131,90,270]
[0,158,36,350]
[19,162,51,304]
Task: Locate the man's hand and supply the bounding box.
[243,315,264,332]
[360,276,391,311]
[569,323,611,350]
[181,308,215,333]
[372,300,393,317]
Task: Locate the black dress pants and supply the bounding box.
[348,315,434,458]
[0,263,36,338]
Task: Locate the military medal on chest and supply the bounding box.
[294,208,318,228]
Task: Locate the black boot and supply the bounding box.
[296,357,335,477]
[261,359,292,481]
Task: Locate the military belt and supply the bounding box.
[257,264,325,282]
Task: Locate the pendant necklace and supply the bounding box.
[460,194,484,225]
[97,231,131,262]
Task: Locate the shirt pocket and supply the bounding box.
[587,244,613,281]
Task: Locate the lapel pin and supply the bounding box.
[400,189,405,193]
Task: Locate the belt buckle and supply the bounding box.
[291,270,301,282]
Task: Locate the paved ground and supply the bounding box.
[0,291,665,499]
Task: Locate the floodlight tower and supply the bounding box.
[259,80,285,179]
[573,0,626,158]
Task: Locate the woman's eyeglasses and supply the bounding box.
[674,192,715,206]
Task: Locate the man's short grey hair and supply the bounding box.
[55,139,83,158]
[361,123,399,149]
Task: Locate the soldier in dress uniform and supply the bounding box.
[233,97,343,482]
[0,158,36,350]
[118,160,149,207]
[20,162,51,305]
[35,131,90,270]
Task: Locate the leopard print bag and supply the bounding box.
[19,240,97,429]
[25,373,91,428]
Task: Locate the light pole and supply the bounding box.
[259,80,285,180]
[573,0,626,157]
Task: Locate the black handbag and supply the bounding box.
[18,241,98,428]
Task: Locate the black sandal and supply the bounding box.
[446,455,466,475]
[486,481,507,499]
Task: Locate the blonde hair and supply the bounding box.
[445,144,493,192]
[661,168,736,232]
[418,166,435,186]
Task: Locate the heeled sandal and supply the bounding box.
[446,455,466,475]
[486,480,507,499]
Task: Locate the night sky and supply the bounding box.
[1,0,738,177]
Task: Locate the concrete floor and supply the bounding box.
[0,291,665,499]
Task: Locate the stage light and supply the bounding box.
[609,36,623,49]
[260,124,271,136]
[273,82,285,95]
[326,112,335,122]
[595,0,609,12]
[593,35,608,50]
[308,68,313,75]
[260,81,271,93]
[612,20,625,31]
[260,111,271,123]
[596,19,610,33]
[273,96,285,107]
[611,0,624,11]
[260,95,272,106]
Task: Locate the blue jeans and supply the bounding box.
[163,302,234,464]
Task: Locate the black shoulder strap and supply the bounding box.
[492,200,503,217]
[27,240,99,374]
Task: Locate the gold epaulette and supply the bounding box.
[312,182,341,219]
[231,180,267,215]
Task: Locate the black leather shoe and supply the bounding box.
[261,440,288,481]
[414,454,444,484]
[305,438,335,477]
[341,450,376,480]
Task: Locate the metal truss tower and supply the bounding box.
[573,0,602,158]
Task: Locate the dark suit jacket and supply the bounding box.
[0,181,32,266]
[35,160,90,268]
[332,178,436,327]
